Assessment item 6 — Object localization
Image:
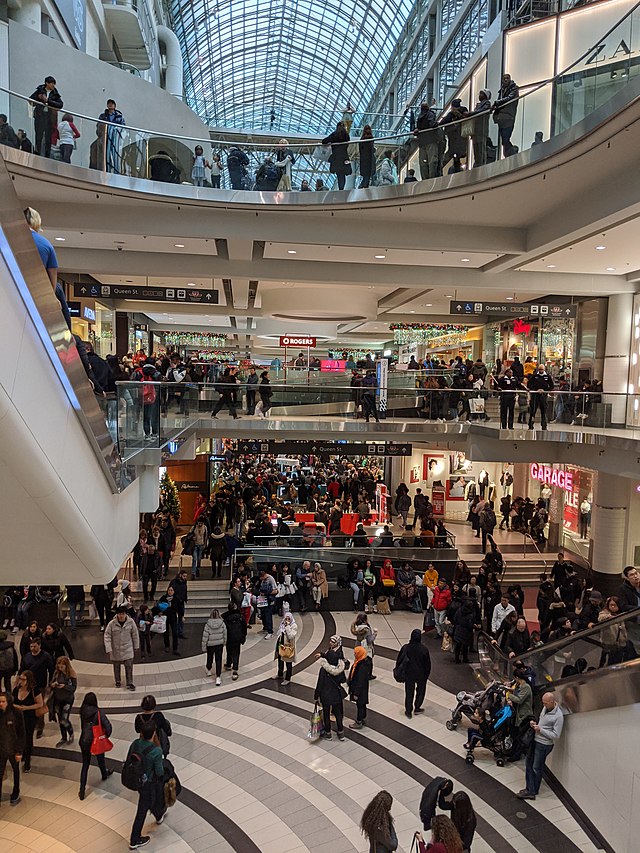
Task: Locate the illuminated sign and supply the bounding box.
[279,336,317,347]
[530,463,573,492]
[83,306,96,322]
[514,318,532,335]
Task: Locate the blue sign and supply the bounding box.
[83,306,96,322]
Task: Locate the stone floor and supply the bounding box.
[2,611,606,852]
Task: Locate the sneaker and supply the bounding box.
[280,679,290,686]
[9,793,20,805]
[232,672,238,681]
[11,627,18,634]
[517,790,536,800]
[129,838,151,850]
[2,619,8,628]
[102,770,114,780]
[100,626,105,632]
[224,665,232,671]
[55,739,67,747]
[405,711,413,719]
[205,668,212,677]
[156,809,168,825]
[414,708,425,714]
[36,729,43,739]
[349,721,363,729]
[127,683,136,691]
[320,732,332,740]
[215,677,221,686]
[264,633,273,640]
[337,732,346,741]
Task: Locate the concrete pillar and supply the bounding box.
[603,293,633,426]
[138,465,160,512]
[591,472,629,594]
[156,25,183,98]
[10,0,41,31]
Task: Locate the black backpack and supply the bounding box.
[122,742,155,791]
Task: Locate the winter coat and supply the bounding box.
[432,586,452,612]
[616,579,640,612]
[419,777,449,830]
[314,654,347,706]
[311,567,329,598]
[510,680,533,726]
[0,640,18,674]
[209,532,226,556]
[527,372,554,393]
[275,620,298,663]
[104,615,139,661]
[348,656,372,703]
[322,128,351,175]
[202,617,227,650]
[172,576,188,603]
[0,707,25,757]
[79,703,112,751]
[493,80,520,127]
[399,635,431,683]
[41,627,74,661]
[453,605,475,646]
[506,627,530,657]
[66,585,85,604]
[223,610,247,647]
[358,138,375,176]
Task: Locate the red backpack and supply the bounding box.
[141,376,156,404]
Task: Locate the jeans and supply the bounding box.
[80,747,107,791]
[525,741,554,794]
[228,169,243,190]
[206,644,223,675]
[226,643,241,672]
[140,630,151,656]
[246,390,256,414]
[419,143,440,179]
[499,125,516,156]
[192,544,203,576]
[323,702,344,734]
[277,659,292,680]
[16,600,34,629]
[211,550,224,578]
[164,619,179,652]
[113,658,134,686]
[142,574,157,601]
[53,700,73,739]
[211,176,221,188]
[143,402,158,436]
[260,605,274,634]
[356,697,368,722]
[405,678,427,714]
[296,584,308,611]
[130,780,165,844]
[363,394,379,422]
[349,582,361,606]
[433,608,447,637]
[68,601,84,630]
[59,143,73,163]
[0,755,20,800]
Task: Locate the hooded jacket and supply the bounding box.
[0,705,25,757]
[399,629,431,682]
[223,609,247,647]
[201,616,227,649]
[314,652,346,706]
[419,777,451,830]
[79,702,112,750]
[0,637,18,674]
[104,615,139,661]
[41,626,75,661]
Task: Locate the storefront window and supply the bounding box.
[94,304,114,358]
[540,318,574,377]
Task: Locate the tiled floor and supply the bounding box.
[5,612,605,852]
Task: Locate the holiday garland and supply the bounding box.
[390,323,466,346]
[162,331,228,348]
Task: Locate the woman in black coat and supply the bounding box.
[397,629,431,719]
[347,646,373,729]
[222,602,247,678]
[78,692,113,800]
[453,601,475,664]
[322,122,351,190]
[358,125,376,189]
[259,372,273,417]
[0,692,25,805]
[134,694,172,756]
[314,638,347,740]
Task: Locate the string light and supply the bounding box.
[390,323,466,346]
[162,331,228,348]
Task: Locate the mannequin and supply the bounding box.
[464,480,477,502]
[540,484,552,510]
[478,469,489,499]
[579,499,591,540]
[487,481,497,503]
[500,469,513,497]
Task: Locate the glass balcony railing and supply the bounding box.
[0,0,637,193]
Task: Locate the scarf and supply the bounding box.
[278,614,297,639]
[329,634,342,650]
[349,645,367,681]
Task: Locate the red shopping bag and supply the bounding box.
[91,711,114,755]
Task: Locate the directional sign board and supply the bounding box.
[450,300,576,319]
[74,284,219,304]
[233,440,412,458]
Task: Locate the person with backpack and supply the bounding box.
[135,695,172,757]
[222,602,247,681]
[396,628,431,719]
[78,692,113,800]
[227,145,249,190]
[125,720,167,849]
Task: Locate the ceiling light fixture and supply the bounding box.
[374,254,386,259]
[55,237,66,242]
[461,258,470,263]
[445,294,454,298]
[425,303,433,307]
[595,245,606,251]
[174,243,185,248]
[547,264,556,269]
[287,250,297,254]
[606,267,616,271]
[506,297,514,301]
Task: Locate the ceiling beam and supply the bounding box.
[111,300,249,316]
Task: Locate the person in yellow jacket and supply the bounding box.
[423,562,439,590]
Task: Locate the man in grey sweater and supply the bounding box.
[518,692,564,799]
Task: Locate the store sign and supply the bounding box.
[174,481,207,492]
[279,336,316,347]
[450,301,576,318]
[432,487,446,518]
[559,0,639,75]
[67,300,81,317]
[73,284,219,304]
[53,0,86,51]
[83,306,96,322]
[530,463,573,491]
[514,318,532,335]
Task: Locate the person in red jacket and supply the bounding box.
[431,579,452,639]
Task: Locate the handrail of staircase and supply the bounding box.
[521,532,549,571]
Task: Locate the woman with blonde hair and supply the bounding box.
[275,138,295,190]
[360,790,398,852]
[50,656,77,746]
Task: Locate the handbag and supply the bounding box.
[150,614,167,634]
[423,608,435,629]
[307,701,324,741]
[278,642,295,659]
[393,650,408,683]
[90,711,114,756]
[381,578,395,587]
[88,602,98,620]
[461,118,475,138]
[441,632,452,652]
[312,144,331,162]
[35,688,51,718]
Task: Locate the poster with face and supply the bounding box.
[410,465,420,484]
[446,475,474,500]
[424,454,446,488]
[450,451,472,475]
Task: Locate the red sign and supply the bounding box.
[514,318,532,335]
[432,487,445,518]
[280,336,316,347]
[530,463,573,492]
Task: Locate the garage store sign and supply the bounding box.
[530,463,573,492]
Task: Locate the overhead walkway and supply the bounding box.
[0,155,140,584]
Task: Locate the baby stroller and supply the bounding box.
[445,680,506,732]
[462,698,515,766]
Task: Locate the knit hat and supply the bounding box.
[329,635,342,650]
[588,590,603,602]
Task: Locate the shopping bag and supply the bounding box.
[88,602,98,620]
[91,711,114,755]
[423,608,435,630]
[441,632,452,652]
[469,397,485,414]
[307,702,324,741]
[150,614,167,634]
[312,144,331,162]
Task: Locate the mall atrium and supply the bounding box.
[0,0,639,850]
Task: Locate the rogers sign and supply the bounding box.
[279,336,317,347]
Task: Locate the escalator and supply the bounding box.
[0,151,140,584]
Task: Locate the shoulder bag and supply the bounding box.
[91,711,114,755]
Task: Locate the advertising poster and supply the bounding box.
[410,464,420,484]
[447,475,473,500]
[424,454,446,488]
[432,487,446,518]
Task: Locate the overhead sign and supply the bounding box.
[450,301,576,319]
[73,284,219,304]
[530,463,574,492]
[279,336,317,347]
[234,439,412,457]
[67,300,81,317]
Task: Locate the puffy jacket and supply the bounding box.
[104,615,139,661]
[493,80,519,127]
[223,609,247,646]
[314,652,346,706]
[202,617,227,649]
[0,640,18,674]
[432,586,452,612]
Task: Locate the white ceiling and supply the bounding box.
[264,242,499,268]
[45,230,219,256]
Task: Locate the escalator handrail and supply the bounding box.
[477,605,640,668]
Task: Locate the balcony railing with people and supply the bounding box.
[0,1,638,194]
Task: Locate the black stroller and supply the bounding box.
[446,681,507,732]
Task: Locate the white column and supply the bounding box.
[10,0,41,31]
[591,472,629,584]
[603,293,633,425]
[138,465,160,512]
[156,25,183,98]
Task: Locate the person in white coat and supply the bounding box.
[104,607,139,689]
[274,611,297,686]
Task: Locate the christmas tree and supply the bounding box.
[160,470,181,521]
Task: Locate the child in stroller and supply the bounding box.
[446,680,506,732]
[462,698,514,766]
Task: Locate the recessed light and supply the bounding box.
[174,243,185,248]
[506,297,514,301]
[461,258,470,263]
[187,282,196,285]
[287,250,297,254]
[606,267,616,271]
[410,310,415,313]
[547,264,556,269]
[595,245,606,251]
[374,255,386,259]
[425,303,433,307]
[445,294,454,298]
[55,237,66,242]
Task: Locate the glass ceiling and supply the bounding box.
[170,0,417,135]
